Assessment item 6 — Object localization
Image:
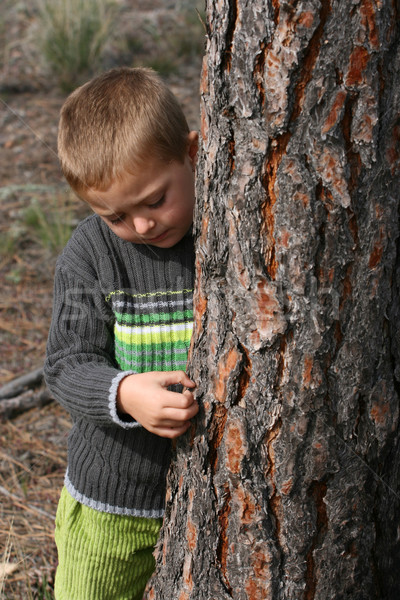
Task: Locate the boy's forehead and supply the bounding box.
[82,162,176,214]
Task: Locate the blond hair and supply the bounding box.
[58,67,190,193]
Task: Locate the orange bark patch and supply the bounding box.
[360,0,379,49]
[256,279,278,311]
[198,215,209,250]
[215,346,241,403]
[386,122,400,174]
[225,422,246,474]
[253,549,271,579]
[271,0,280,24]
[345,46,370,87]
[322,90,347,134]
[317,147,351,207]
[184,570,193,590]
[209,404,228,472]
[281,477,293,495]
[370,400,390,425]
[249,329,261,349]
[254,40,267,107]
[369,241,383,269]
[294,190,310,207]
[234,486,257,524]
[264,419,283,540]
[245,577,271,600]
[249,278,286,348]
[186,518,197,552]
[280,229,290,248]
[302,355,313,389]
[297,11,315,28]
[192,260,207,339]
[291,1,331,122]
[200,56,208,95]
[200,107,208,143]
[245,549,272,599]
[182,555,194,591]
[262,132,290,279]
[217,483,232,592]
[264,419,281,479]
[369,229,384,269]
[340,264,353,307]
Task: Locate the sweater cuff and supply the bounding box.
[108,371,141,429]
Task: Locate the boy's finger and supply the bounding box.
[164,390,196,409]
[163,403,198,423]
[159,370,195,388]
[154,422,191,439]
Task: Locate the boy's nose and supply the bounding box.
[132,217,155,235]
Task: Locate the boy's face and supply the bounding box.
[83,131,198,248]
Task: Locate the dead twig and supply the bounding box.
[0,387,53,420]
[0,367,44,399]
[0,485,54,520]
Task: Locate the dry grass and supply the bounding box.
[0,402,70,598]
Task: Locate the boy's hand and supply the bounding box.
[116,371,198,439]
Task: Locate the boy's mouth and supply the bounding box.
[146,231,169,243]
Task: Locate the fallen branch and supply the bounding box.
[0,367,44,400]
[0,388,53,420]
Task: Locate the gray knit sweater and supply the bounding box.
[44,215,194,517]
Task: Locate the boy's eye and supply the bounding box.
[150,195,166,209]
[109,215,125,225]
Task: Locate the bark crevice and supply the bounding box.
[222,0,238,73]
[304,480,328,600]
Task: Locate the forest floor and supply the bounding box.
[0,1,203,597]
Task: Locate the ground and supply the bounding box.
[0,2,203,597]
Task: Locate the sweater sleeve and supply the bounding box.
[44,250,138,429]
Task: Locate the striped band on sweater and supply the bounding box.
[108,289,194,373]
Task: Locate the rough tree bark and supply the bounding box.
[148,1,400,598]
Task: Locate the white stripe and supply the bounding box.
[115,321,192,336]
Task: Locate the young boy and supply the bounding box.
[44,67,199,600]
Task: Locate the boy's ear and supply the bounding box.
[187,131,199,167]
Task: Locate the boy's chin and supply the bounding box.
[144,228,192,248]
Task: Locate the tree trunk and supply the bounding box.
[148,1,400,598]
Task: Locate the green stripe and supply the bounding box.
[115,352,187,362]
[115,341,190,352]
[115,346,188,358]
[115,309,193,325]
[115,358,187,372]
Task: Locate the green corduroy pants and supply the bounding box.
[54,487,162,600]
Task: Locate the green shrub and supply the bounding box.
[36,0,117,92]
[23,193,77,255]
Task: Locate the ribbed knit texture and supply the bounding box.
[54,487,162,600]
[44,215,194,516]
[110,288,193,373]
